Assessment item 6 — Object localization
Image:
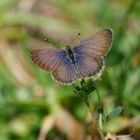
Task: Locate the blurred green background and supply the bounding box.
[0,0,140,140]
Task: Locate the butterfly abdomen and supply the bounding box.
[65,46,76,65]
[65,47,83,78]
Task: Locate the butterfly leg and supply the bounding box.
[81,79,86,88]
[73,79,95,107]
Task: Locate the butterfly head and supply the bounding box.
[66,45,71,50]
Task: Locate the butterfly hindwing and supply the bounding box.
[52,58,78,84]
[75,54,104,78]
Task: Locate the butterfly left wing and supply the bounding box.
[30,47,65,72]
[31,47,79,84]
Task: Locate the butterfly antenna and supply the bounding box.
[44,37,59,47]
[44,37,49,42]
[71,33,81,46]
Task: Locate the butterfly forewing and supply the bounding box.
[74,29,112,57]
[30,48,65,72]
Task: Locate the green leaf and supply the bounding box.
[108,106,123,118]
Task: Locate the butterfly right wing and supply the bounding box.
[74,29,113,57]
[74,54,104,78]
[72,29,112,78]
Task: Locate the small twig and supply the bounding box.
[73,79,105,140]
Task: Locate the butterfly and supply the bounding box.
[30,29,113,85]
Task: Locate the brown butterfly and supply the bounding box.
[30,29,113,85]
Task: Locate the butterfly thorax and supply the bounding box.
[65,46,76,65]
[65,46,82,78]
